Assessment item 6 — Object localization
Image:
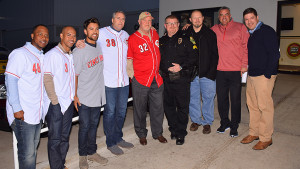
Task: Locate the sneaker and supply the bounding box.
[79,156,88,169]
[107,145,124,155]
[117,140,134,149]
[230,129,238,137]
[216,125,230,133]
[88,153,108,165]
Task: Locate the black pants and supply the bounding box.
[163,78,190,138]
[216,71,241,130]
[132,77,164,139]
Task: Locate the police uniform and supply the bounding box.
[159,31,197,139]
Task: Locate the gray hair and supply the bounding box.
[112,11,126,19]
[218,6,231,15]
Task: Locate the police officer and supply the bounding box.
[159,15,197,145]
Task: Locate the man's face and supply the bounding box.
[112,12,125,31]
[190,11,204,29]
[31,26,49,50]
[60,27,76,50]
[84,23,99,42]
[164,18,179,36]
[138,16,152,33]
[244,13,259,30]
[219,9,231,26]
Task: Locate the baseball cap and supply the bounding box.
[139,11,154,20]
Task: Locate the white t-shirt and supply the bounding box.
[5,42,47,125]
[44,45,75,113]
[98,26,129,88]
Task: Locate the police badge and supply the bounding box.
[178,38,182,44]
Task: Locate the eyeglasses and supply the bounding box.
[165,22,179,26]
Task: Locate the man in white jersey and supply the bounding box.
[73,17,108,169]
[5,24,49,169]
[44,26,76,169]
[76,11,133,155]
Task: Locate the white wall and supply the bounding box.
[159,0,279,36]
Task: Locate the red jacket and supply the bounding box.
[211,19,249,71]
[127,29,163,87]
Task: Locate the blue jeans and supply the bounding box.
[103,85,129,147]
[189,77,216,125]
[46,102,73,169]
[78,104,101,156]
[11,119,41,169]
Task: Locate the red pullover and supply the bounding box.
[211,19,249,71]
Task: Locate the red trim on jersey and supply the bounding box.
[5,71,20,79]
[23,47,42,120]
[55,47,74,100]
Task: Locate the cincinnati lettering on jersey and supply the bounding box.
[87,55,103,68]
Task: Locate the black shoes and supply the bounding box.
[230,129,238,137]
[217,125,230,133]
[171,134,177,140]
[176,137,185,145]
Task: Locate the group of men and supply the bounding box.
[5,6,279,169]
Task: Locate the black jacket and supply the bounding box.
[183,24,219,80]
[159,31,197,82]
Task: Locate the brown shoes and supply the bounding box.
[253,139,272,150]
[155,135,168,143]
[139,137,147,145]
[202,125,211,134]
[241,135,259,144]
[190,123,201,131]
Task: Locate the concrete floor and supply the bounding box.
[1,73,300,169]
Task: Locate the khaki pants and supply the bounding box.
[246,75,276,142]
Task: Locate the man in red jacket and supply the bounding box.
[211,6,249,137]
[127,11,167,146]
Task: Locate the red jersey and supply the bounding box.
[127,29,163,87]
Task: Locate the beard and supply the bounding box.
[193,23,202,28]
[88,34,98,41]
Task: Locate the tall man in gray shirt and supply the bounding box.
[73,17,107,169]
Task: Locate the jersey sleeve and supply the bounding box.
[5,50,27,79]
[72,48,84,76]
[43,51,59,77]
[127,36,134,60]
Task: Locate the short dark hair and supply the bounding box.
[243,8,258,17]
[218,6,231,15]
[190,10,203,18]
[83,17,100,30]
[32,24,47,33]
[164,15,179,23]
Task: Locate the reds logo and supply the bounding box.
[155,40,159,47]
[124,38,128,45]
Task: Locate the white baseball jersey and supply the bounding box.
[44,45,75,113]
[5,42,47,125]
[98,26,129,88]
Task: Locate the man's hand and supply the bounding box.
[241,67,248,77]
[75,39,85,49]
[182,24,191,30]
[14,110,24,121]
[74,95,81,112]
[168,63,181,73]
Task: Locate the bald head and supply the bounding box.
[60,26,76,52]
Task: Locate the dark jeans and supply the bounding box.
[46,102,73,169]
[11,119,41,169]
[132,77,164,139]
[78,104,101,156]
[163,79,190,138]
[216,71,241,130]
[103,86,129,147]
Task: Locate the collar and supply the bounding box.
[138,29,152,40]
[58,43,72,54]
[110,25,121,33]
[26,42,44,55]
[85,39,96,48]
[249,21,262,34]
